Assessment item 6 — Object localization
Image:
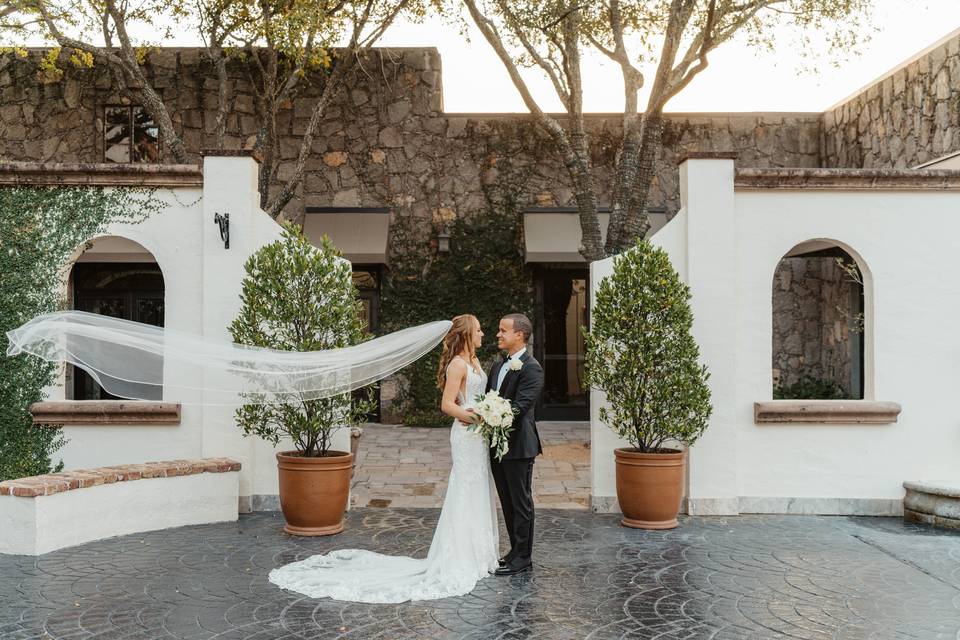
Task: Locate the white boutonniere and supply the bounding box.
[509,359,523,372]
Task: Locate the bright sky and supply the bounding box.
[65,0,960,114]
[374,1,960,113]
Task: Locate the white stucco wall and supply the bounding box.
[56,185,205,470]
[47,155,350,509]
[0,471,238,555]
[730,187,959,512]
[590,158,960,515]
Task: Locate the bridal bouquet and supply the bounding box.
[469,390,516,461]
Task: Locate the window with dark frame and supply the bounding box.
[70,262,165,400]
[103,105,161,163]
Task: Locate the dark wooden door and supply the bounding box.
[71,263,164,400]
[535,268,589,421]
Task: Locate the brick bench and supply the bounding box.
[0,458,241,555]
[903,481,960,530]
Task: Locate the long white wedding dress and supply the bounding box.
[268,359,500,603]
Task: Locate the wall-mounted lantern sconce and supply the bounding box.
[214,213,229,249]
[437,225,450,254]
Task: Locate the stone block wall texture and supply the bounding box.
[0,47,821,227]
[771,256,860,397]
[822,29,960,168]
[8,37,955,408]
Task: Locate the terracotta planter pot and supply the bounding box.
[276,450,353,536]
[614,448,685,530]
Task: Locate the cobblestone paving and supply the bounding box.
[2,511,959,639]
[351,422,590,509]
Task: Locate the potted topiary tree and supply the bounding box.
[230,223,374,536]
[584,239,712,530]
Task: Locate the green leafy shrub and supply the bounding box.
[380,205,534,426]
[229,224,374,456]
[584,239,712,453]
[0,186,158,481]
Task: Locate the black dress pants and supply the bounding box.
[491,457,535,562]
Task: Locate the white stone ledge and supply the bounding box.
[754,400,901,424]
[0,470,239,555]
[590,495,620,513]
[609,496,904,517]
[739,496,902,516]
[686,497,741,516]
[903,480,960,529]
[31,401,182,425]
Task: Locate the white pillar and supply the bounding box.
[200,152,264,501]
[589,256,625,512]
[679,155,740,515]
[197,152,350,510]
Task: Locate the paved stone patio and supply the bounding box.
[2,510,959,639]
[350,422,590,509]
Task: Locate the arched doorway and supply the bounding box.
[68,237,165,400]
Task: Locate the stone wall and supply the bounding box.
[771,255,860,398]
[0,47,829,413]
[822,30,960,168]
[0,48,822,226]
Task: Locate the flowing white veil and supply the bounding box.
[5,311,451,405]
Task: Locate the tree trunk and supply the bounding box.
[247,48,280,211]
[137,82,187,163]
[565,139,605,262]
[267,57,354,221]
[605,114,642,254]
[212,52,230,149]
[611,115,663,254]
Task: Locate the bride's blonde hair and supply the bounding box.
[436,314,479,391]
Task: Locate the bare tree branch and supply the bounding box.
[463,0,605,260]
[494,0,570,107]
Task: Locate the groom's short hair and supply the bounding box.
[504,313,533,343]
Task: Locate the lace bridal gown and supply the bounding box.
[268,359,500,603]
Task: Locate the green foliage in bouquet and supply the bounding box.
[229,223,375,457]
[0,186,158,481]
[468,390,516,461]
[584,239,712,453]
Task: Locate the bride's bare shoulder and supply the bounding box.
[446,356,468,373]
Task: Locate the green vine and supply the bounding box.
[0,186,161,481]
[381,199,535,427]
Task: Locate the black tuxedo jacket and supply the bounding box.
[486,350,544,460]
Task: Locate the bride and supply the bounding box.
[268,314,500,603]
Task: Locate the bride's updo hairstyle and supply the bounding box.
[436,314,479,391]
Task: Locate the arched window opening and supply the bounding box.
[68,237,165,400]
[772,242,865,400]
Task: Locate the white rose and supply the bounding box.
[509,359,523,371]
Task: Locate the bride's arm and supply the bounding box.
[441,359,479,424]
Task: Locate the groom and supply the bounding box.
[487,313,544,576]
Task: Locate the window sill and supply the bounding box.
[753,400,901,424]
[31,401,181,425]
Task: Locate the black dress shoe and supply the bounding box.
[493,560,531,576]
[497,555,512,567]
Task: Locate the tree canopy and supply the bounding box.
[461,0,873,259]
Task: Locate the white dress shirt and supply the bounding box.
[495,347,526,392]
